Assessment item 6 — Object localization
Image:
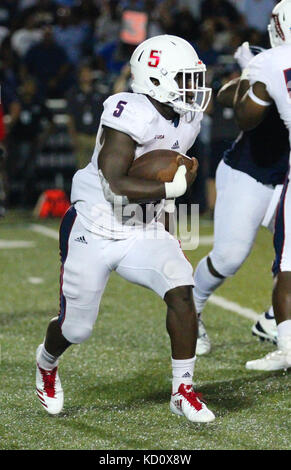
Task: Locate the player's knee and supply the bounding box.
[164,285,194,312]
[61,321,93,344]
[211,244,250,277]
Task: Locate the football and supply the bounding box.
[128,149,196,183]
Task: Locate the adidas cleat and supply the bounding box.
[196,315,211,356]
[36,344,64,415]
[252,311,278,345]
[170,384,215,423]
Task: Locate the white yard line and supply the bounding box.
[199,235,214,245]
[209,294,259,321]
[28,277,44,284]
[28,224,259,322]
[0,240,35,249]
[29,224,59,240]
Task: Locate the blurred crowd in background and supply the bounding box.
[0,0,280,215]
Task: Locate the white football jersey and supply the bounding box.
[71,92,203,238]
[248,44,291,152]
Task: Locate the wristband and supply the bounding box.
[248,86,272,107]
[165,165,187,198]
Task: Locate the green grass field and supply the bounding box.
[0,211,290,450]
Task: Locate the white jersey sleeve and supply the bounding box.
[247,45,291,144]
[101,92,155,144]
[247,51,272,92]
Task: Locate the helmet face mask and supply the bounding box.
[268,0,291,48]
[130,35,212,115]
[170,69,212,115]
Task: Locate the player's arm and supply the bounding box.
[234,80,273,131]
[98,126,197,203]
[217,77,240,108]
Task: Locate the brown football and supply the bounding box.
[128,149,195,183]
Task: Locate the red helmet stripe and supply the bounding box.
[273,13,285,41]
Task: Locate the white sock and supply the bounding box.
[277,320,291,349]
[171,356,196,394]
[37,344,59,370]
[193,256,225,313]
[267,305,274,318]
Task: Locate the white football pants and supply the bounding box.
[209,160,275,277]
[58,206,194,344]
[273,167,291,275]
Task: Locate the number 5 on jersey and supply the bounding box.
[113,100,128,117]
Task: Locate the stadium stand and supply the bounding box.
[0,0,278,214]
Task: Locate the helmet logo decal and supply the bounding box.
[148,50,161,67]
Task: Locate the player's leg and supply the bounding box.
[193,161,274,354]
[36,207,110,414]
[246,178,291,370]
[115,233,215,422]
[165,285,197,359]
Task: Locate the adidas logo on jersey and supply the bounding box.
[171,140,180,150]
[75,236,88,244]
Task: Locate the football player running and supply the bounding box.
[234,0,291,371]
[193,44,289,356]
[35,35,215,422]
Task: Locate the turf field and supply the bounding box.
[0,210,290,450]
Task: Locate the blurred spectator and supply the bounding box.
[22,26,73,98]
[158,0,180,34]
[53,7,91,65]
[54,0,78,6]
[95,0,121,47]
[239,0,276,32]
[167,5,200,42]
[0,37,19,114]
[11,14,43,58]
[66,63,108,168]
[23,0,57,27]
[0,1,18,29]
[74,0,100,30]
[18,1,39,12]
[0,25,9,46]
[94,1,125,74]
[0,0,277,211]
[201,0,242,26]
[177,0,202,19]
[144,0,165,37]
[194,20,219,66]
[112,63,131,93]
[6,78,54,205]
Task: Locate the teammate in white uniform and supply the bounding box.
[194,44,289,356]
[35,35,215,422]
[234,0,291,371]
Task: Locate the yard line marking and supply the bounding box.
[29,224,59,240]
[199,235,214,245]
[209,294,260,321]
[28,277,44,284]
[0,240,36,249]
